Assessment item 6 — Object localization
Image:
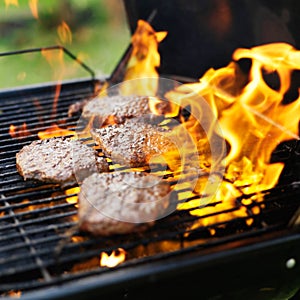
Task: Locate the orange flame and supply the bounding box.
[4,0,18,8]
[37,124,77,140]
[9,123,31,139]
[5,290,21,298]
[57,21,72,45]
[29,0,38,19]
[120,20,167,96]
[100,248,126,268]
[41,48,65,119]
[9,124,17,138]
[222,43,300,191]
[167,42,300,228]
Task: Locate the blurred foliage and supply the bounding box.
[0,0,130,88]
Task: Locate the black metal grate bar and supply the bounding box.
[0,46,95,80]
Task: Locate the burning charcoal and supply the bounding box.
[91,118,179,168]
[78,172,177,236]
[16,137,109,186]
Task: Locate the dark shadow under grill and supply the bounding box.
[0,79,300,299]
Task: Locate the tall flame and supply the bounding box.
[222,43,300,192]
[120,19,167,96]
[167,42,300,227]
[29,0,38,19]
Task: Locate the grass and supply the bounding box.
[0,0,130,88]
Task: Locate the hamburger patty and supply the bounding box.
[16,137,109,185]
[78,172,176,236]
[91,119,178,168]
[80,95,168,125]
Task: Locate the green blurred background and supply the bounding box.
[0,0,130,88]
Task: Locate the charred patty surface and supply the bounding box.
[16,137,109,185]
[81,95,168,124]
[91,119,177,167]
[78,172,175,236]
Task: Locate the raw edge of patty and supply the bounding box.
[16,137,110,186]
[91,119,177,168]
[78,172,177,236]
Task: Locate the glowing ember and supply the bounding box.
[9,123,31,139]
[29,0,38,19]
[37,124,77,140]
[100,248,126,268]
[57,21,72,45]
[120,19,167,96]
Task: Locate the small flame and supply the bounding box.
[5,290,21,298]
[9,123,31,139]
[29,0,38,19]
[37,124,77,140]
[9,124,16,138]
[4,0,18,8]
[57,21,72,45]
[120,19,167,96]
[71,236,84,243]
[100,248,126,268]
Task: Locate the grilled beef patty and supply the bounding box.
[91,119,178,168]
[78,172,175,236]
[16,137,109,185]
[74,95,168,125]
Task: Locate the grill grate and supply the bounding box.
[0,78,299,297]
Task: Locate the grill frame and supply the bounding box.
[11,230,300,300]
[0,74,299,299]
